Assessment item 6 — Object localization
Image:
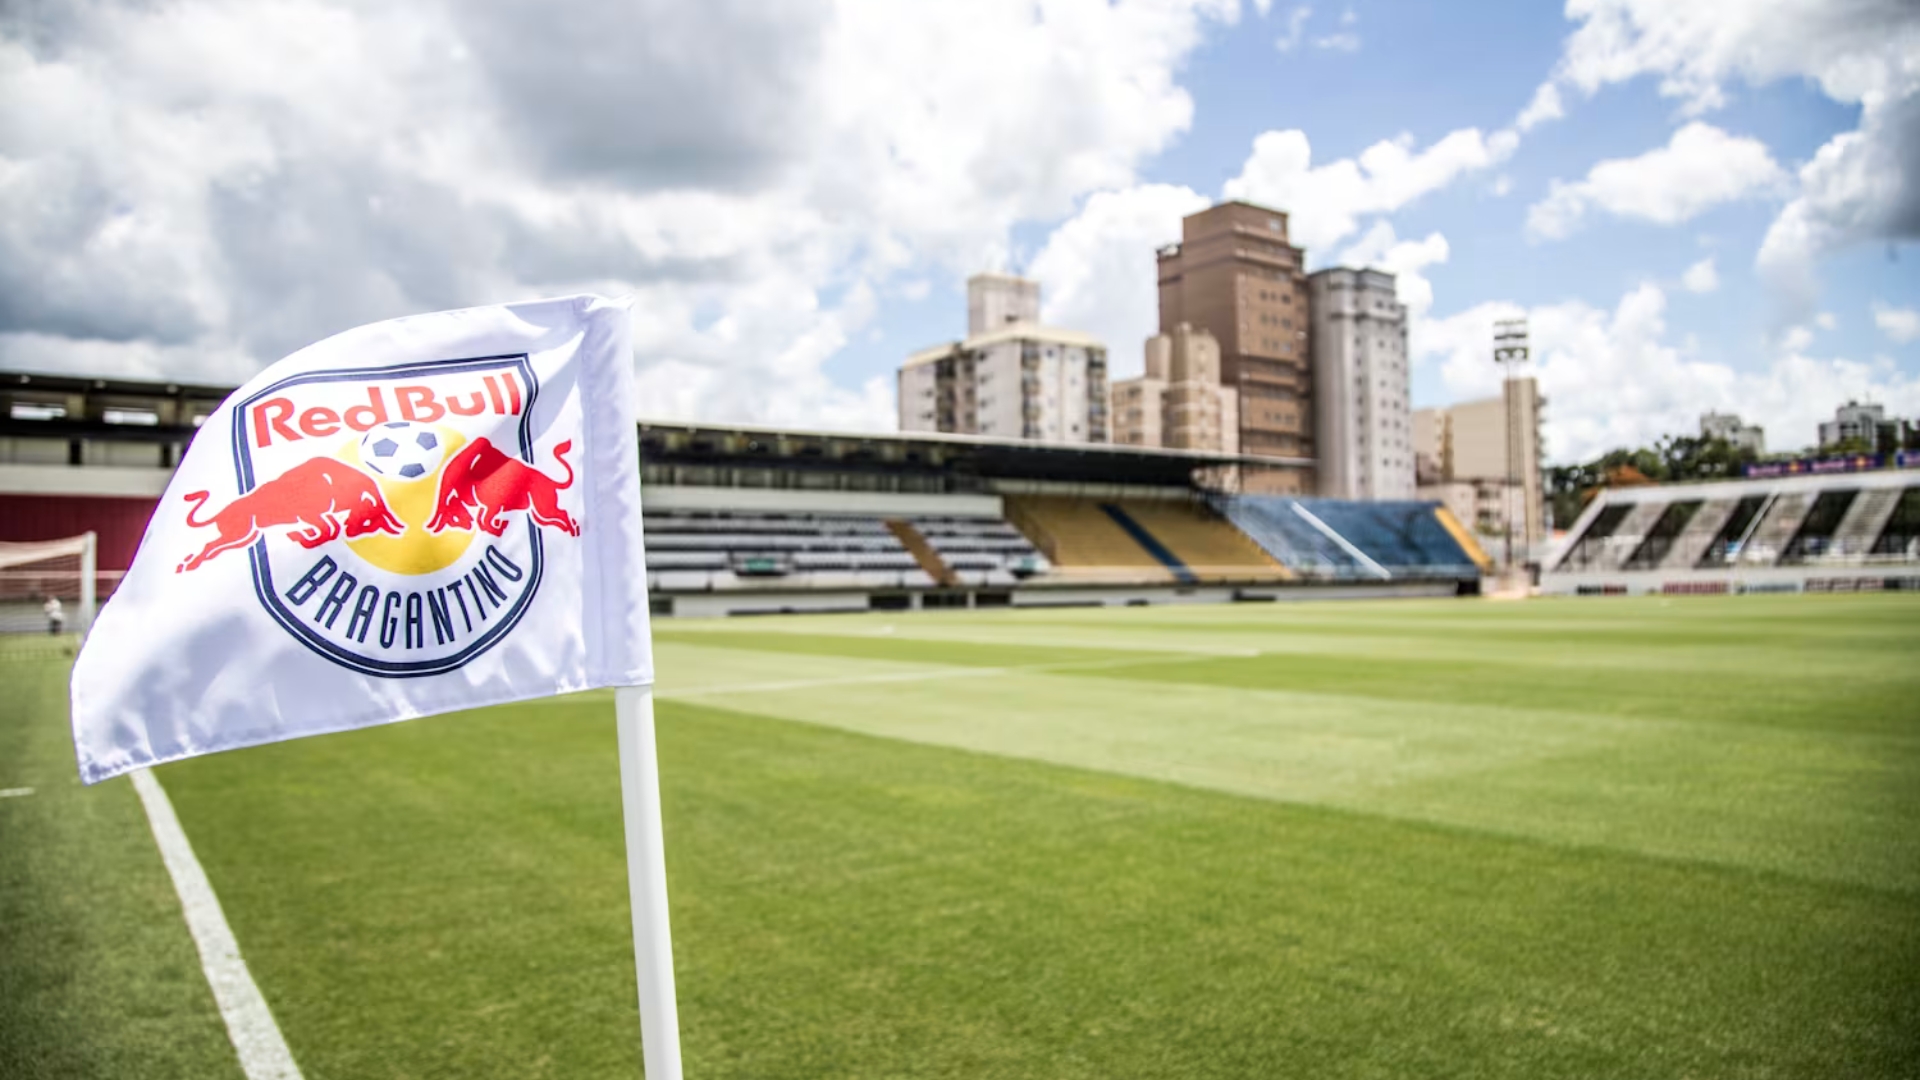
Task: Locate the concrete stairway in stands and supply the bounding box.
[885,520,957,587]
[1597,500,1670,571]
[1826,487,1904,558]
[1657,497,1740,570]
[1736,491,1814,566]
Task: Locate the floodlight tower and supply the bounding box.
[1493,318,1530,570]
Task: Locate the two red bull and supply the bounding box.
[179,355,580,677]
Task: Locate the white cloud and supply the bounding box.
[1313,33,1360,52]
[1418,282,1920,461]
[1334,221,1449,321]
[1756,92,1920,315]
[0,0,1246,431]
[1253,0,1275,16]
[1815,311,1837,331]
[1556,0,1920,115]
[1546,0,1920,317]
[1028,184,1210,378]
[1515,83,1564,132]
[1526,122,1786,240]
[1873,301,1920,344]
[1274,5,1310,51]
[1226,125,1516,251]
[1681,257,1718,293]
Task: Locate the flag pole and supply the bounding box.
[615,685,684,1079]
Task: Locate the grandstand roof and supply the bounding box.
[638,420,1307,487]
[1,371,1311,488]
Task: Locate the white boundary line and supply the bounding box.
[131,769,304,1080]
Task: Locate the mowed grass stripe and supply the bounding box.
[650,629,1157,669]
[155,697,1919,1079]
[677,658,1920,893]
[0,639,240,1080]
[1099,649,1920,736]
[662,596,1917,683]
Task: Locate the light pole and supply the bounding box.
[1493,318,1529,572]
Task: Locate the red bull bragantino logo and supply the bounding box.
[180,354,576,677]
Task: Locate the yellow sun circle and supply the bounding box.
[340,427,475,575]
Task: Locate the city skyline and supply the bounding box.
[3,0,1916,465]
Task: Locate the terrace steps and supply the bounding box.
[1828,487,1903,558]
[1597,501,1670,571]
[1737,491,1814,566]
[1659,497,1739,570]
[886,520,957,587]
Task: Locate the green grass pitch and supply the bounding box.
[3,594,1918,1078]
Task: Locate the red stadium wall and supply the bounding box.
[0,494,161,573]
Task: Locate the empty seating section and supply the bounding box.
[1111,502,1287,581]
[1218,498,1370,578]
[1004,497,1173,582]
[1289,500,1481,579]
[645,511,932,592]
[908,517,1048,587]
[1224,497,1480,580]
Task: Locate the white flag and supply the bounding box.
[71,295,653,784]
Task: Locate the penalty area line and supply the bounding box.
[131,769,304,1080]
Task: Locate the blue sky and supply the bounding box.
[4,0,1916,462]
[827,0,1920,461]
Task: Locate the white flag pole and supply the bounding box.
[615,684,684,1079]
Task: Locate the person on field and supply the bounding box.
[43,594,65,635]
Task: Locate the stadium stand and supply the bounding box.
[1830,487,1904,557]
[3,371,1485,618]
[1871,489,1920,557]
[1003,497,1176,583]
[905,516,1047,587]
[1220,497,1482,581]
[644,511,935,594]
[1544,470,1920,595]
[1736,491,1815,566]
[1109,501,1287,582]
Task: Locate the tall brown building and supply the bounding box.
[1156,200,1313,493]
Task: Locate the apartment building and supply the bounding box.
[1307,267,1414,499]
[1155,201,1312,492]
[899,273,1109,444]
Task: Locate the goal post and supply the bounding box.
[0,533,99,637]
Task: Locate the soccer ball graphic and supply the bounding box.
[360,421,446,481]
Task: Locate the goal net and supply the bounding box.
[0,534,98,637]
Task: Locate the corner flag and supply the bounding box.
[69,295,683,1077]
[72,295,651,780]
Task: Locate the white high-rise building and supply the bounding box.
[899,273,1109,444]
[1701,411,1766,455]
[1307,267,1414,499]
